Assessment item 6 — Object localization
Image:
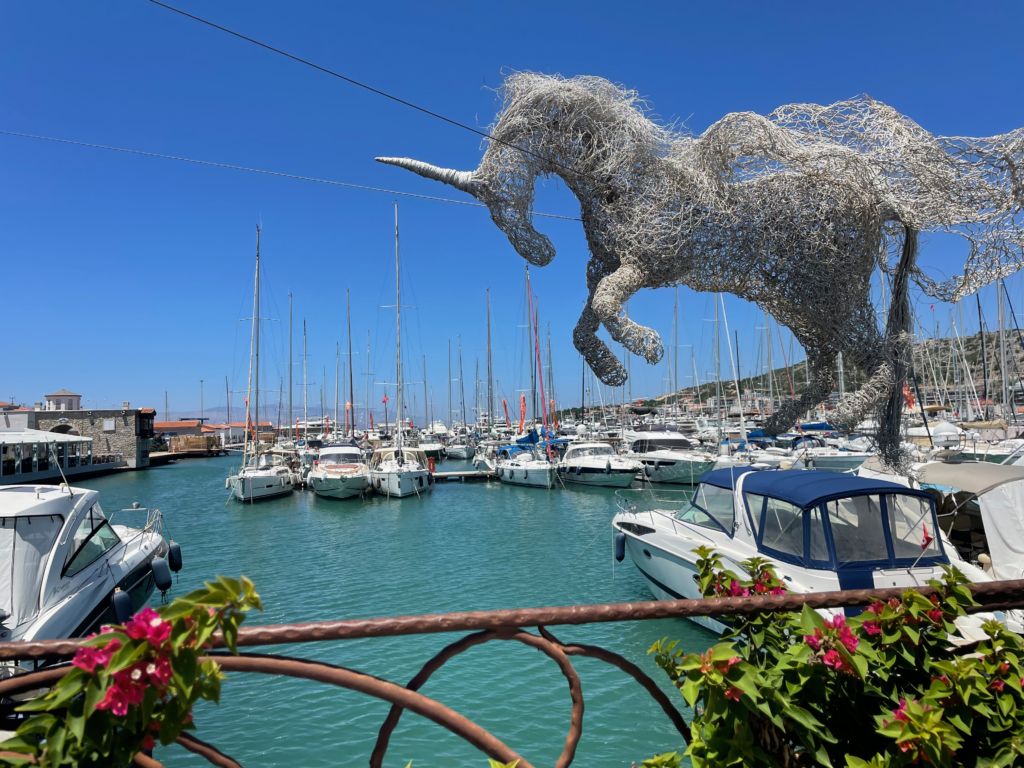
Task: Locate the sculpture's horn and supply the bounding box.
[375,157,478,196]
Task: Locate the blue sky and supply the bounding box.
[2,1,1023,424]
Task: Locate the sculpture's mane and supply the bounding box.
[485,73,1024,301]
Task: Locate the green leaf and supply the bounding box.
[681,675,702,707]
[800,604,826,634]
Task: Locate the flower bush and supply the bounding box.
[647,546,1024,767]
[0,576,261,768]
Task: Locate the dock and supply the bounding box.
[433,470,497,482]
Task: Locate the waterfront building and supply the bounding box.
[43,389,82,411]
[154,420,204,437]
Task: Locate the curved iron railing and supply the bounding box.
[2,579,1024,768]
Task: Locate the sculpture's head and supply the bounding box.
[375,155,557,267]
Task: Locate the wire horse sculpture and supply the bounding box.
[377,73,1024,469]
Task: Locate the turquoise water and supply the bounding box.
[82,457,715,767]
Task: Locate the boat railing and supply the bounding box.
[614,488,693,516]
[3,580,1024,768]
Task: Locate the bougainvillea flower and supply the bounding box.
[142,735,156,751]
[893,699,909,722]
[866,602,885,615]
[71,638,121,673]
[144,656,172,687]
[822,650,844,670]
[990,679,1006,692]
[770,586,786,595]
[862,620,881,636]
[926,608,943,624]
[126,607,172,645]
[804,629,823,651]
[724,686,743,701]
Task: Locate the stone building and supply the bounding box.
[31,406,155,469]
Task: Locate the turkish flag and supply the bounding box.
[382,396,389,403]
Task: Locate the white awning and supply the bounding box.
[916,461,1024,496]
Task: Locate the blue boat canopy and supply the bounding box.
[700,468,932,507]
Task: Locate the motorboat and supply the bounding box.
[0,485,177,646]
[307,442,370,500]
[446,436,475,460]
[227,453,299,502]
[418,438,445,462]
[369,446,435,498]
[558,442,641,488]
[626,434,718,485]
[495,445,556,489]
[612,468,1007,640]
[472,440,503,472]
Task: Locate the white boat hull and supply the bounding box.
[309,471,369,499]
[497,464,555,489]
[446,445,474,459]
[370,469,435,498]
[558,466,637,488]
[637,458,717,484]
[230,473,296,502]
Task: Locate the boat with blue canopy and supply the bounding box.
[612,468,1002,640]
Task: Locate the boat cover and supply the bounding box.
[916,461,1024,497]
[700,468,931,508]
[977,480,1024,580]
[0,514,63,627]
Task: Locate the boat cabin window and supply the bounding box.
[569,445,614,459]
[744,493,763,535]
[809,507,828,562]
[761,498,803,557]
[63,504,121,578]
[826,495,887,562]
[679,484,734,534]
[632,437,693,453]
[886,494,941,559]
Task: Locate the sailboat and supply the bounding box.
[368,203,436,498]
[228,227,299,502]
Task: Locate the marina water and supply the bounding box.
[85,456,714,767]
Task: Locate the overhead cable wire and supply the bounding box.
[145,0,602,183]
[0,130,580,222]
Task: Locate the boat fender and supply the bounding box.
[575,465,582,476]
[604,461,611,475]
[498,467,504,477]
[151,557,173,593]
[225,477,231,489]
[168,541,183,573]
[614,531,626,562]
[510,469,515,479]
[111,588,132,624]
[644,464,651,477]
[524,470,528,480]
[654,460,660,471]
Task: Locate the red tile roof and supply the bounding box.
[154,421,201,429]
[140,408,156,414]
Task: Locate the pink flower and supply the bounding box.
[142,734,156,751]
[96,674,145,717]
[804,629,822,651]
[1000,662,1010,674]
[770,586,786,595]
[715,656,742,674]
[830,615,846,629]
[728,580,743,597]
[125,607,171,646]
[143,656,172,688]
[724,686,743,701]
[931,674,950,685]
[926,608,943,624]
[71,638,121,673]
[822,650,844,670]
[893,699,909,723]
[866,602,885,616]
[863,620,881,636]
[990,680,1005,692]
[838,628,859,653]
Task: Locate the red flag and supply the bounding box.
[921,523,933,550]
[382,395,389,403]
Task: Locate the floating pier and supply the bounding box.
[433,470,497,482]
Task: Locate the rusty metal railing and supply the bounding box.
[2,580,1023,768]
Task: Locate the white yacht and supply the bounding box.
[369,446,435,498]
[612,468,1007,640]
[627,434,718,484]
[228,453,298,502]
[418,437,445,462]
[558,442,641,488]
[0,485,176,645]
[446,436,475,460]
[307,442,370,500]
[472,439,503,472]
[496,445,556,489]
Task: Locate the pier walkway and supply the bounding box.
[433,469,496,482]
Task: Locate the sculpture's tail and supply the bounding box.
[375,157,478,196]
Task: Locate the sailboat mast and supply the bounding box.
[527,266,536,426]
[486,289,494,427]
[244,232,258,460]
[366,332,371,433]
[335,343,340,438]
[423,356,428,433]
[979,293,989,417]
[547,324,554,419]
[674,286,679,416]
[288,293,293,437]
[999,280,1009,419]
[254,226,261,456]
[448,340,452,429]
[766,314,774,415]
[395,202,403,451]
[458,336,467,431]
[347,289,354,436]
[714,292,722,428]
[302,321,308,441]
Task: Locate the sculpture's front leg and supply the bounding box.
[573,298,628,386]
[591,264,664,366]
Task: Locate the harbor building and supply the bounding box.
[43,389,82,411]
[154,420,204,437]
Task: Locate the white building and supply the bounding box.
[44,389,82,411]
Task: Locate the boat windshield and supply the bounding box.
[570,445,614,458]
[249,455,282,470]
[0,513,64,626]
[320,449,361,464]
[676,483,734,534]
